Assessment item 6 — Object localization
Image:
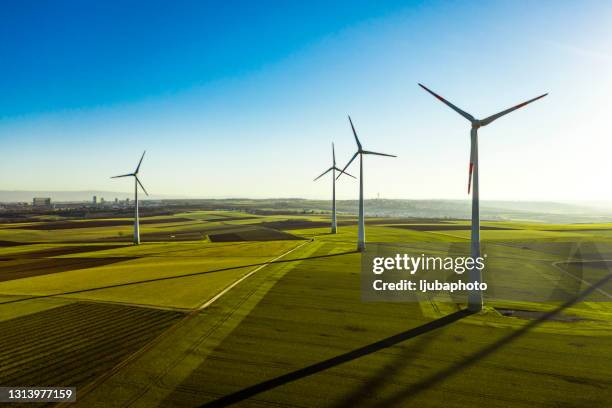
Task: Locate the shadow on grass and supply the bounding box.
[373,272,612,406]
[198,309,473,408]
[331,322,445,408]
[199,273,612,408]
[0,249,357,306]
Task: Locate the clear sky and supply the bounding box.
[1,0,611,201]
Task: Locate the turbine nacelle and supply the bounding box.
[340,116,396,252]
[418,83,547,194]
[110,150,149,245]
[314,143,355,181]
[338,116,397,180]
[419,83,548,311]
[111,150,149,196]
[315,142,355,235]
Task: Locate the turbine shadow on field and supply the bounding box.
[332,325,444,408]
[374,272,612,406]
[198,309,473,408]
[0,250,357,306]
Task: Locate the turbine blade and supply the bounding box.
[111,173,134,179]
[332,142,336,166]
[135,150,146,174]
[468,162,474,194]
[314,167,333,181]
[418,83,474,122]
[480,93,548,126]
[334,166,356,179]
[362,150,397,158]
[348,116,362,150]
[468,132,475,194]
[337,152,359,180]
[136,176,149,196]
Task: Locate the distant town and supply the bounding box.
[2,196,154,211]
[0,196,169,219]
[1,197,611,224]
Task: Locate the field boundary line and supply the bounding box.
[489,240,612,300]
[68,298,192,313]
[552,261,612,299]
[65,240,309,408]
[196,240,309,311]
[124,241,321,407]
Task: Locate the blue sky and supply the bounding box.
[1,1,611,201]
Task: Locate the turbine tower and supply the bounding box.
[111,151,149,245]
[338,116,396,252]
[419,83,547,312]
[314,143,355,234]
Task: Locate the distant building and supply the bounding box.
[32,197,52,208]
[93,195,97,205]
[114,197,118,203]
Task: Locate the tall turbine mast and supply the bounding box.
[314,143,355,234]
[111,150,149,245]
[338,116,396,252]
[419,83,547,312]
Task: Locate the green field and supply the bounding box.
[0,210,610,407]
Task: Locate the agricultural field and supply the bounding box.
[0,209,610,407]
[0,303,182,388]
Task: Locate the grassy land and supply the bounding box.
[0,210,609,407]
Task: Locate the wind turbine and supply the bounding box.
[419,83,547,312]
[111,151,149,245]
[337,116,396,252]
[314,143,355,234]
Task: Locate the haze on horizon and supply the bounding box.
[1,1,611,202]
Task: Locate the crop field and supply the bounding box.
[160,241,611,408]
[0,210,609,407]
[0,302,183,390]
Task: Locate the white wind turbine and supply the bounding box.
[111,151,149,245]
[338,116,396,252]
[419,83,547,312]
[314,142,355,234]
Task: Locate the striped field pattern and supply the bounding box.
[0,302,183,388]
